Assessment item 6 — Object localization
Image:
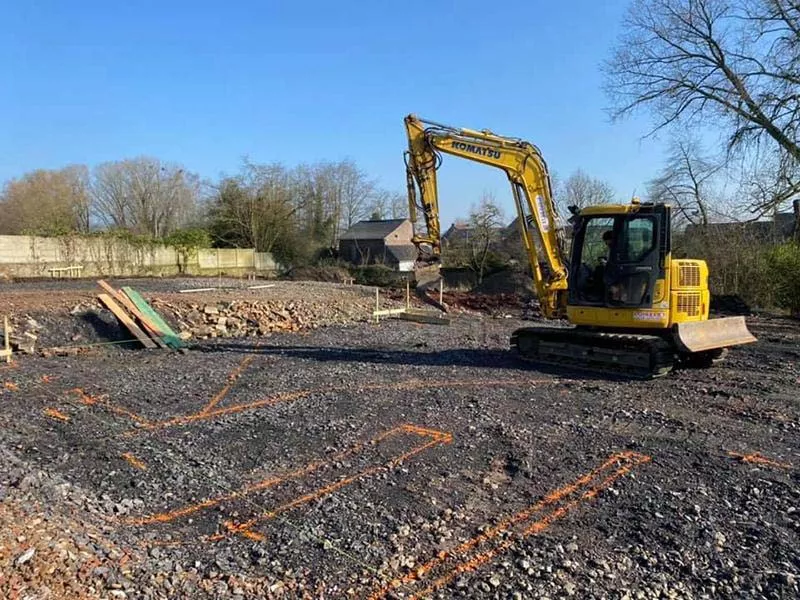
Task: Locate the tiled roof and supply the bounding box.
[339,219,408,240]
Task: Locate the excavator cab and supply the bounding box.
[569,203,668,310]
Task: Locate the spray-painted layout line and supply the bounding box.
[199,344,261,415]
[368,451,651,600]
[123,424,452,544]
[41,351,556,438]
[124,378,555,436]
[71,387,152,427]
[728,450,792,470]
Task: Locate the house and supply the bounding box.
[684,200,799,242]
[441,221,506,247]
[338,218,416,271]
[441,221,472,247]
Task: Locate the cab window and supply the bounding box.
[582,217,614,265]
[619,217,655,263]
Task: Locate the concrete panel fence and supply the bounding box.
[0,235,277,279]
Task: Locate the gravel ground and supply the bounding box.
[0,299,798,599]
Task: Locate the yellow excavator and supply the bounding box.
[403,114,756,378]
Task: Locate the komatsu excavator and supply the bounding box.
[403,114,756,378]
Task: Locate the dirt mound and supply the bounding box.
[442,291,529,314]
[473,268,535,296]
[711,294,752,315]
[284,265,351,283]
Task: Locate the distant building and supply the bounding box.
[684,200,799,242]
[441,221,506,247]
[338,219,416,271]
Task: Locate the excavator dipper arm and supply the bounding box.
[404,114,569,318]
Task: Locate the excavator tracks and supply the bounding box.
[510,326,677,379]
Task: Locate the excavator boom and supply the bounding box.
[404,115,568,318]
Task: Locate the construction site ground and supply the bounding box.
[0,278,798,599]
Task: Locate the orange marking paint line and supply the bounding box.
[200,348,260,414]
[71,388,151,426]
[122,452,148,471]
[44,407,70,422]
[239,529,266,542]
[126,425,450,547]
[225,425,453,535]
[225,431,451,540]
[728,451,792,470]
[369,451,650,600]
[125,425,410,526]
[127,378,555,435]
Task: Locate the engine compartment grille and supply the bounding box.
[677,292,701,316]
[679,264,701,287]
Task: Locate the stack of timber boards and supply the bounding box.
[96,280,185,350]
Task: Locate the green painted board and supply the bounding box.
[121,287,185,349]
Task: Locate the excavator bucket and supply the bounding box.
[414,262,442,292]
[673,316,757,353]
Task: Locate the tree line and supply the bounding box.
[0,157,406,266]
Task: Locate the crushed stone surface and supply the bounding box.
[0,281,798,599]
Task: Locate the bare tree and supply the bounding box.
[0,166,90,235]
[335,160,376,233]
[209,161,297,253]
[92,157,199,237]
[648,138,723,226]
[292,160,375,246]
[559,169,616,211]
[294,162,335,246]
[468,193,505,284]
[368,189,407,220]
[390,191,408,219]
[604,0,800,210]
[735,145,800,216]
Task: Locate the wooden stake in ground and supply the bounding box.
[1,317,12,363]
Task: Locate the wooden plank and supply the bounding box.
[97,280,169,349]
[397,310,450,326]
[97,294,158,349]
[373,308,408,317]
[121,287,185,349]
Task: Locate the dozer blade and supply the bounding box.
[673,316,757,353]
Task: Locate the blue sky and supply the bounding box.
[3,0,668,228]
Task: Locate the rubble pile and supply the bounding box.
[154,299,374,340]
[441,291,529,313]
[5,316,44,355]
